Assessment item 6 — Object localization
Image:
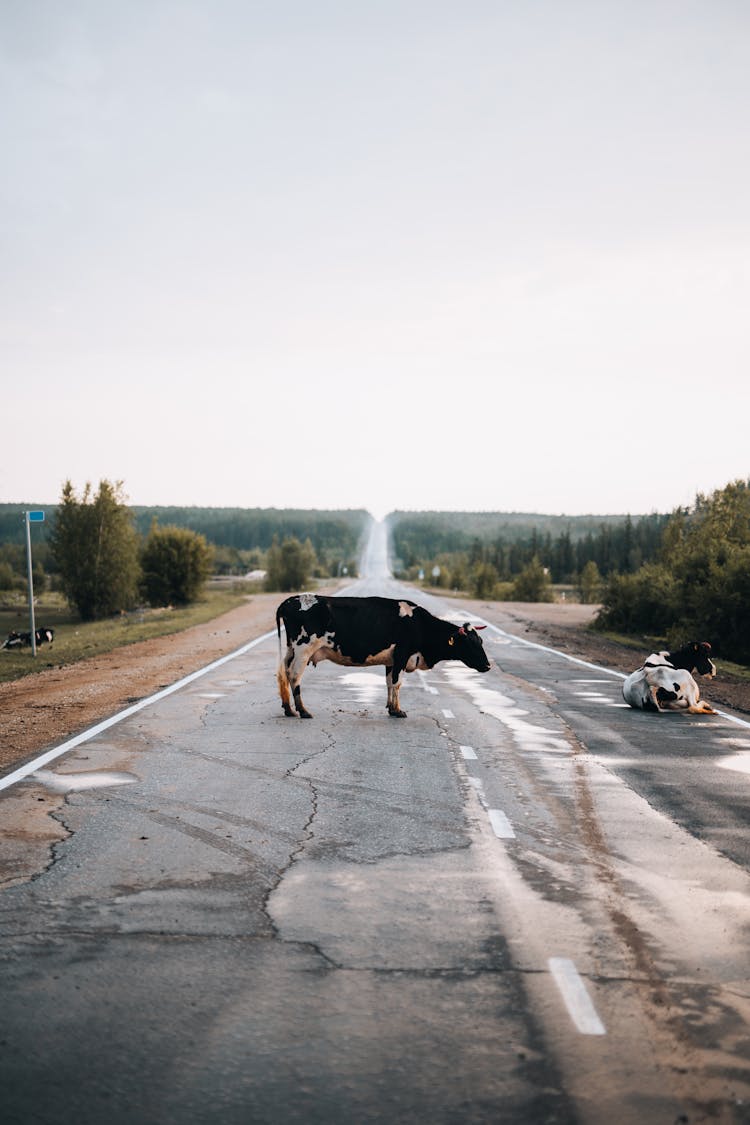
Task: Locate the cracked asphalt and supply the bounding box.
[2,528,750,1123]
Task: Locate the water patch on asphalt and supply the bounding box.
[32,769,138,792]
[443,666,570,755]
[340,671,383,705]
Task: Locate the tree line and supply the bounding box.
[0,485,371,620]
[388,509,670,597]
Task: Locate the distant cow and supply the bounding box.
[1,627,55,650]
[622,641,716,714]
[276,593,491,718]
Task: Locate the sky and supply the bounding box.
[2,0,749,521]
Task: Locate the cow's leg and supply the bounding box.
[386,658,407,718]
[277,645,296,717]
[286,643,315,719]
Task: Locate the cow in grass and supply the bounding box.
[276,594,490,718]
[1,627,54,650]
[622,641,717,714]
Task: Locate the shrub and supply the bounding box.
[141,524,214,606]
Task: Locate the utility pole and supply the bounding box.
[24,510,45,657]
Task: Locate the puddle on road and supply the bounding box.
[340,672,383,706]
[32,769,138,793]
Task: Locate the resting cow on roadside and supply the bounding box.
[1,627,54,650]
[276,593,491,718]
[622,641,716,714]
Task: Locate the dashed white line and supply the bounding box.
[460,744,478,760]
[442,708,455,719]
[488,809,516,839]
[548,957,606,1036]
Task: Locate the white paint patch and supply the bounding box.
[298,592,318,610]
[548,957,606,1036]
[220,679,246,687]
[197,692,226,699]
[716,752,750,776]
[32,769,138,793]
[488,809,516,839]
[442,709,455,719]
[460,744,477,760]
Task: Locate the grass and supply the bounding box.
[0,588,253,685]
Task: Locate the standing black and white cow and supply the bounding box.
[622,641,716,714]
[276,594,491,718]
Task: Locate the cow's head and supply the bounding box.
[693,641,716,679]
[449,623,491,673]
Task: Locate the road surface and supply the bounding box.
[1,521,749,1123]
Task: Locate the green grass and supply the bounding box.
[0,588,253,685]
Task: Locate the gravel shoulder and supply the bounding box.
[2,592,748,778]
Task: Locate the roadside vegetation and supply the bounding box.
[0,483,370,683]
[390,479,750,667]
[0,586,252,685]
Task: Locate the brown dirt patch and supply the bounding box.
[2,593,748,778]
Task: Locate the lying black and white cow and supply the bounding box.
[622,641,716,714]
[1,627,55,650]
[276,593,490,718]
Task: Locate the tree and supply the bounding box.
[265,536,317,592]
[141,523,214,606]
[512,555,553,602]
[50,480,140,620]
[578,560,603,604]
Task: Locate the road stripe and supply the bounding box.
[442,708,455,719]
[459,744,477,759]
[548,957,606,1035]
[0,630,277,793]
[488,808,516,839]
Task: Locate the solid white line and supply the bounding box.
[488,808,516,839]
[548,957,606,1035]
[0,629,277,793]
[460,744,477,759]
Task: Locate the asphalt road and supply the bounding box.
[1,523,750,1124]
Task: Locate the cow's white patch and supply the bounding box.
[398,601,414,617]
[298,592,318,611]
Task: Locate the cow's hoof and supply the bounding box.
[299,710,314,719]
[282,706,296,718]
[388,708,407,718]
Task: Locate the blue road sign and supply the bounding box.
[27,511,45,522]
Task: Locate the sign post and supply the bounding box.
[24,511,44,657]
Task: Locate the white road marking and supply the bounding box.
[0,630,277,793]
[488,809,516,839]
[442,708,455,719]
[548,957,606,1036]
[460,744,477,759]
[198,692,226,699]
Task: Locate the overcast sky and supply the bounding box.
[2,1,749,520]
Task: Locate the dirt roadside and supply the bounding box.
[1,593,748,776]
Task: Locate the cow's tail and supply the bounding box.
[276,604,292,711]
